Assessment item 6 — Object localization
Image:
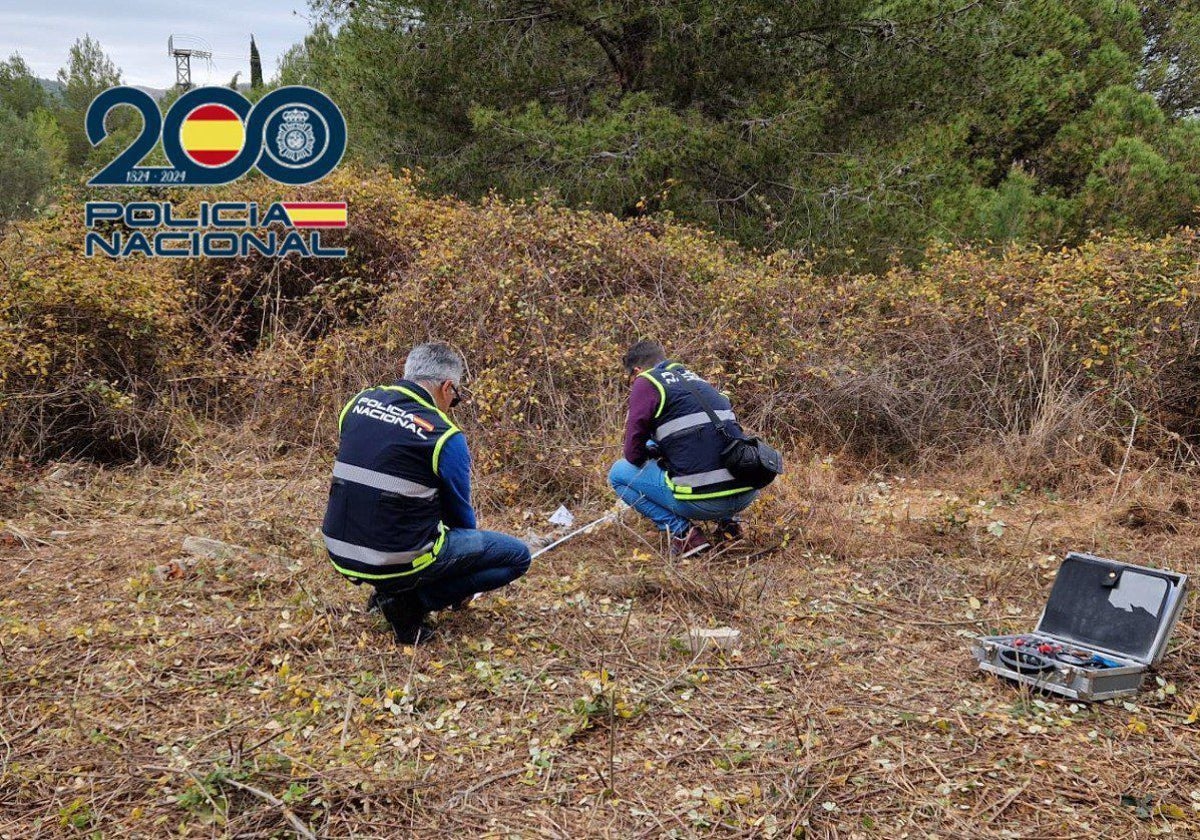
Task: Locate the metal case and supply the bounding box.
[971,552,1188,702]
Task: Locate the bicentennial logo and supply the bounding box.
[84,85,349,257]
[87,86,347,187]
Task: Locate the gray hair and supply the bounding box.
[404,342,465,385]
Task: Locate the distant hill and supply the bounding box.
[133,85,169,100]
[34,78,234,102]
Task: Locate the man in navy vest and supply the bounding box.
[322,342,531,644]
[608,340,760,557]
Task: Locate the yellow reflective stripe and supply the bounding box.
[672,486,754,500]
[342,383,454,431]
[379,384,458,429]
[663,469,751,500]
[362,383,461,479]
[330,552,434,580]
[379,383,437,411]
[328,524,447,580]
[431,428,459,476]
[383,386,461,477]
[379,383,435,409]
[637,370,667,418]
[665,473,695,496]
[338,389,368,431]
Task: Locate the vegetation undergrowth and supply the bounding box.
[3,165,1199,500]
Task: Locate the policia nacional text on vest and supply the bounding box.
[639,362,755,500]
[322,381,460,581]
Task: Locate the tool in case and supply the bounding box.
[971,552,1188,702]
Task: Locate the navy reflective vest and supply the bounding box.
[639,362,754,500]
[322,381,460,581]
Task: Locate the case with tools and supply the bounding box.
[971,552,1188,702]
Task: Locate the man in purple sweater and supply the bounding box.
[608,340,760,557]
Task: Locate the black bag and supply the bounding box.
[682,379,783,489]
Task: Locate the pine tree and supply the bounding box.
[55,36,121,167]
[250,35,263,89]
[288,0,1200,265]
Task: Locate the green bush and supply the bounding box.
[3,165,1199,489]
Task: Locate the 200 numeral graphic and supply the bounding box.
[87,86,347,187]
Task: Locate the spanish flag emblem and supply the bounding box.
[180,104,245,167]
[280,202,348,228]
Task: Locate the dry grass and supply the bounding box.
[2,446,1199,839]
[6,161,1200,839]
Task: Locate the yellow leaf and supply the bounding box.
[1155,803,1187,820]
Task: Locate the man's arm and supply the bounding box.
[438,432,477,529]
[622,376,660,466]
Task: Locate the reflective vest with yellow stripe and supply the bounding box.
[321,381,459,581]
[639,362,754,500]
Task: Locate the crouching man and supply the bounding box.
[322,342,531,643]
[609,340,760,557]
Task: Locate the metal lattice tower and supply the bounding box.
[168,35,212,90]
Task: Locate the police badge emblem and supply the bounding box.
[276,108,316,163]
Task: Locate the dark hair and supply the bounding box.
[622,340,667,374]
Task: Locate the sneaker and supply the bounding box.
[715,518,743,543]
[670,527,711,558]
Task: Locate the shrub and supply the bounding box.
[3,164,1199,495]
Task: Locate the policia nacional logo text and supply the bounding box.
[349,396,436,439]
[85,201,347,258]
[83,85,348,259]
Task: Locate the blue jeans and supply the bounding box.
[608,459,758,535]
[378,528,531,612]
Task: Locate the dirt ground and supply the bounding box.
[2,451,1198,839]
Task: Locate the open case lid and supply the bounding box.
[1035,552,1188,666]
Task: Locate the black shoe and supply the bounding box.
[449,594,477,611]
[716,518,743,543]
[377,592,435,645]
[391,619,437,645]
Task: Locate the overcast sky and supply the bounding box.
[0,0,315,87]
